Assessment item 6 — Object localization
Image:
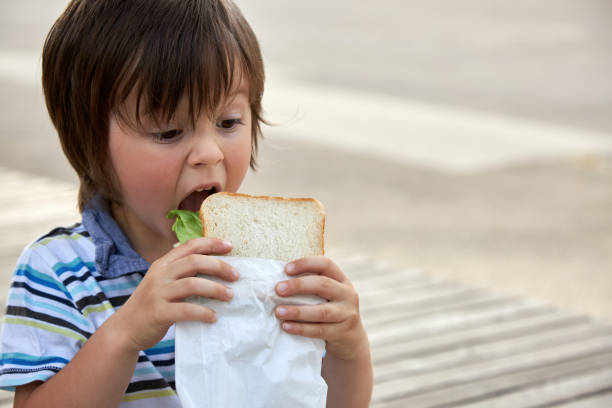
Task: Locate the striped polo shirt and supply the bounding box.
[0,198,181,406]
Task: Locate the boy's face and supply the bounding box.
[107,84,253,260]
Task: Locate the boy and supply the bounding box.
[0,0,373,407]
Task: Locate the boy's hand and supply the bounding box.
[274,256,369,361]
[113,237,239,352]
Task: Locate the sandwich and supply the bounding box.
[173,192,328,407]
[168,192,325,262]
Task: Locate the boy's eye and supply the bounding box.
[216,118,244,130]
[152,129,183,142]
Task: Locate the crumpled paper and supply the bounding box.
[175,256,328,408]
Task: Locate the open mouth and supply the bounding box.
[178,186,217,212]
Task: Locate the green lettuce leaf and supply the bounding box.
[167,210,203,244]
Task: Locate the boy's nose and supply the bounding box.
[188,134,224,167]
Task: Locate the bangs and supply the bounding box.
[42,0,265,211]
[111,0,257,130]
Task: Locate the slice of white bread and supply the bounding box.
[200,192,325,262]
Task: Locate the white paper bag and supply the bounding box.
[175,256,328,408]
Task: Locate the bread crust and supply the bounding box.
[200,192,325,256]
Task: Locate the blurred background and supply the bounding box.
[1,0,611,320]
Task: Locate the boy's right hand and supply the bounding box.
[112,237,238,352]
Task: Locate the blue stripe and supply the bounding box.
[134,366,174,376]
[145,340,175,356]
[15,265,72,299]
[8,294,90,328]
[60,265,139,297]
[0,353,69,367]
[69,283,96,297]
[11,281,75,309]
[0,373,53,391]
[149,339,174,349]
[53,258,95,276]
[100,280,140,294]
[67,274,105,297]
[145,346,174,356]
[133,367,158,377]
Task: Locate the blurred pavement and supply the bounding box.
[0,1,611,320]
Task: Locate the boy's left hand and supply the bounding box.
[275,256,369,361]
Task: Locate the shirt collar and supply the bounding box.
[81,196,150,278]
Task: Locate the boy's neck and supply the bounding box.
[111,203,172,264]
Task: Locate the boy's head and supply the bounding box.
[42,0,265,212]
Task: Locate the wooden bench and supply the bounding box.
[1,166,611,407]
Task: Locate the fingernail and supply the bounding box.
[225,288,234,299]
[277,282,289,294]
[282,322,293,331]
[285,263,295,274]
[223,241,233,248]
[276,307,288,317]
[231,268,240,279]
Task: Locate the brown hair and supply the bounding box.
[42,0,265,211]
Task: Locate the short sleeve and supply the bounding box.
[0,244,93,391]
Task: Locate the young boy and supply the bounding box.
[0,0,372,407]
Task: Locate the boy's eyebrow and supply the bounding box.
[225,84,250,101]
[216,89,249,113]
